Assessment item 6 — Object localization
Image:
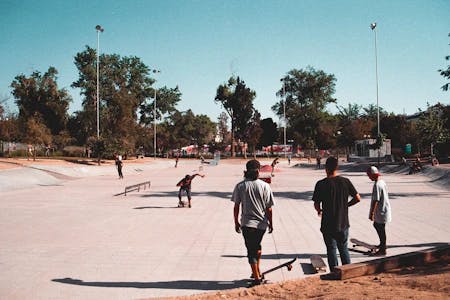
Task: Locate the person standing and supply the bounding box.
[313,156,361,272]
[115,154,124,179]
[232,159,274,287]
[176,173,204,208]
[270,157,279,177]
[366,166,391,256]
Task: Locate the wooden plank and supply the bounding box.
[334,245,450,280]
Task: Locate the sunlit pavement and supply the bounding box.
[0,158,448,299]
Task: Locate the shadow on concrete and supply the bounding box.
[222,253,323,260]
[386,242,449,249]
[134,206,178,209]
[52,278,248,290]
[273,191,313,201]
[300,263,317,275]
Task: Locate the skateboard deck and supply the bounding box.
[350,238,377,253]
[260,257,296,277]
[310,255,327,273]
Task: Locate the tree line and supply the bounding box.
[0,45,449,160]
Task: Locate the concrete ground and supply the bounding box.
[0,158,449,299]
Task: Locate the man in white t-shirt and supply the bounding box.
[367,166,392,256]
[232,159,274,287]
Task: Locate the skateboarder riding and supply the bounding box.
[232,159,274,287]
[176,173,204,208]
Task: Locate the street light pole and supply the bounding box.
[281,78,287,158]
[371,22,380,166]
[95,25,104,139]
[152,69,160,159]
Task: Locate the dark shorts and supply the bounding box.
[178,187,192,200]
[242,226,265,264]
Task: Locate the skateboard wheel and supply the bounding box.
[287,264,292,271]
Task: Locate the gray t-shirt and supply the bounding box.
[369,179,392,223]
[231,178,274,230]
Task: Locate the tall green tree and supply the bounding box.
[72,46,169,154]
[258,118,278,150]
[438,33,450,91]
[162,110,215,153]
[215,76,257,157]
[217,112,230,145]
[273,67,337,149]
[10,67,71,147]
[416,103,449,155]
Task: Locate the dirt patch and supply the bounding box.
[159,261,449,300]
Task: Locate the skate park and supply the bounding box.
[0,157,448,299]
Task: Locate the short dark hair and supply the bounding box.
[325,156,338,172]
[244,159,260,180]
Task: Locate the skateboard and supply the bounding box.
[350,238,377,254]
[260,257,297,278]
[310,255,327,273]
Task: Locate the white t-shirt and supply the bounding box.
[231,179,274,230]
[369,179,392,223]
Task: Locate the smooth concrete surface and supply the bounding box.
[0,158,449,299]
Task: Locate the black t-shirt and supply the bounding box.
[312,176,358,233]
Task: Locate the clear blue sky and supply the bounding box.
[1,0,449,123]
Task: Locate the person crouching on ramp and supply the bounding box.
[176,173,204,208]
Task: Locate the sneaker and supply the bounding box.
[247,279,261,288]
[371,249,386,256]
[188,204,191,208]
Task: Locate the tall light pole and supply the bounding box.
[370,22,380,166]
[280,78,287,158]
[152,69,161,159]
[95,25,104,139]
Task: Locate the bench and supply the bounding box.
[124,181,151,196]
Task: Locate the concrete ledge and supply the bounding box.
[335,244,450,280]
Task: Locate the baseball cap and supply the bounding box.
[367,166,380,175]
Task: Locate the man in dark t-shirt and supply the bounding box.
[313,156,361,272]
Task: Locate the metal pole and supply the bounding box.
[371,22,380,166]
[283,82,287,158]
[95,25,104,139]
[152,70,160,159]
[154,87,157,159]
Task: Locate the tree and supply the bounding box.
[337,103,361,121]
[273,67,337,149]
[258,118,278,150]
[416,103,449,155]
[10,67,71,144]
[72,46,169,155]
[159,110,216,154]
[438,33,450,91]
[217,112,230,145]
[215,76,257,157]
[243,110,263,157]
[139,86,182,125]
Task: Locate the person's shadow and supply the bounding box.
[52,278,248,290]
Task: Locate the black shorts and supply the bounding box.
[242,226,265,264]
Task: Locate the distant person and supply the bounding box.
[316,155,321,169]
[313,156,361,272]
[367,166,391,256]
[271,157,280,177]
[232,159,274,287]
[287,155,291,165]
[175,153,180,168]
[176,173,204,208]
[115,154,123,179]
[431,156,439,167]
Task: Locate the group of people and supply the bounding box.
[232,157,391,287]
